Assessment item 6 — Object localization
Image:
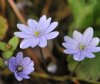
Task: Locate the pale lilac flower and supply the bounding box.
[62,27,100,61]
[14,15,59,49]
[8,52,34,81]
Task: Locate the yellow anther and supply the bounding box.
[79,44,85,50]
[34,31,40,36]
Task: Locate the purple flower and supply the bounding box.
[14,15,59,49]
[8,52,34,81]
[62,27,100,61]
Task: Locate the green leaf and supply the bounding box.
[67,53,100,81]
[8,36,19,51]
[2,51,13,59]
[2,36,19,59]
[0,16,8,40]
[68,0,96,29]
[94,0,100,26]
[0,42,7,51]
[0,57,5,68]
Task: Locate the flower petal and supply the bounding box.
[31,38,39,48]
[62,43,77,49]
[14,72,23,81]
[23,67,35,75]
[63,49,78,54]
[27,19,38,29]
[73,52,85,61]
[14,32,33,38]
[83,52,95,58]
[16,52,23,64]
[20,38,39,49]
[20,39,33,49]
[73,30,82,42]
[29,61,34,67]
[39,15,46,25]
[17,24,33,34]
[24,62,35,71]
[90,37,99,46]
[83,27,93,44]
[64,36,77,44]
[44,31,59,40]
[39,17,51,30]
[86,46,100,52]
[9,57,16,72]
[39,37,47,47]
[21,57,31,67]
[45,22,58,33]
[19,73,30,79]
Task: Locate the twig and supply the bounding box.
[8,0,26,24]
[0,0,6,15]
[32,72,100,84]
[41,0,52,15]
[2,69,100,84]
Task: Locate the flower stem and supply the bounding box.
[67,23,80,75]
[70,61,81,76]
[39,47,47,72]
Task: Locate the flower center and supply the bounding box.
[16,65,23,72]
[79,44,85,50]
[34,31,40,36]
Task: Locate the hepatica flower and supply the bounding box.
[9,52,34,81]
[62,27,100,61]
[14,15,59,49]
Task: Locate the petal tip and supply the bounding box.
[41,15,46,20]
[62,43,65,47]
[86,27,93,32]
[17,24,21,28]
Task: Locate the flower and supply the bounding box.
[8,52,34,81]
[62,27,100,61]
[14,15,59,49]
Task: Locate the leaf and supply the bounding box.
[2,36,19,59]
[8,36,19,51]
[0,57,5,67]
[67,53,100,81]
[0,16,8,40]
[68,0,96,29]
[0,42,7,51]
[94,0,100,17]
[94,0,100,26]
[2,51,13,59]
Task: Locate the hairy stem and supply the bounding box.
[70,61,82,76]
[39,47,47,72]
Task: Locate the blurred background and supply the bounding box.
[0,0,100,84]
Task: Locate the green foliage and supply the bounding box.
[2,51,14,59]
[94,0,100,26]
[68,53,100,81]
[8,36,19,51]
[0,36,19,59]
[0,16,8,40]
[0,58,5,68]
[68,0,96,29]
[0,42,8,51]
